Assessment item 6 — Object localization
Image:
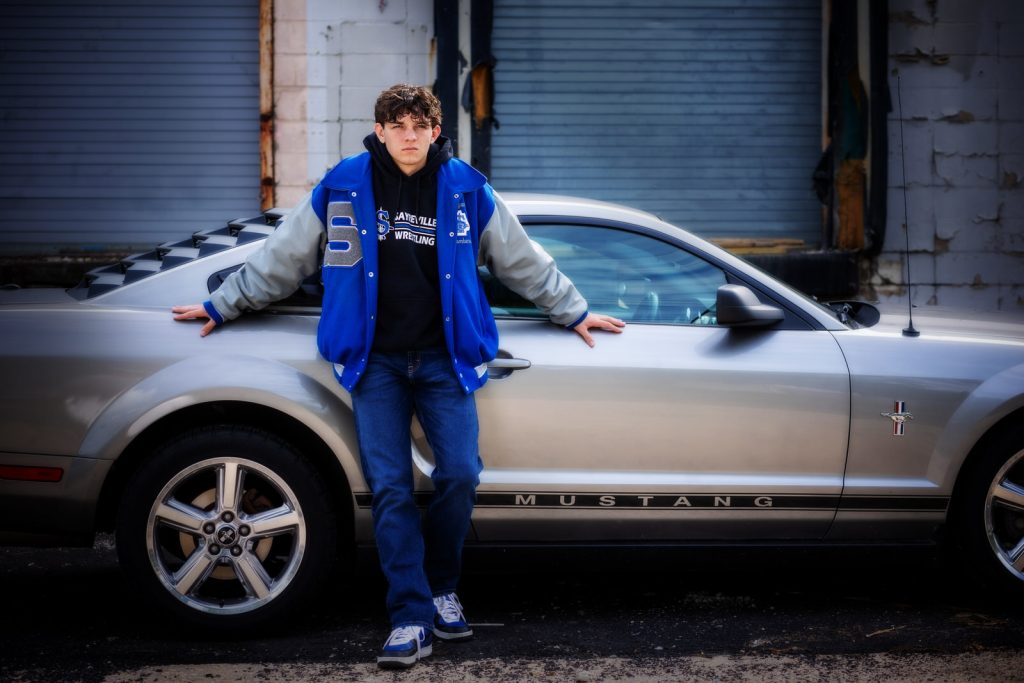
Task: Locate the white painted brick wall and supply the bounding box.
[273,0,435,204]
[871,0,1024,314]
[333,1,433,159]
[273,0,310,208]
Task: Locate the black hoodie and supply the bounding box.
[364,133,454,352]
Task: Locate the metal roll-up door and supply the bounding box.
[0,0,259,250]
[490,0,823,244]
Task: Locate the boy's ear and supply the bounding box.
[432,125,441,142]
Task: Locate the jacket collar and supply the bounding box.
[319,153,371,191]
[319,152,486,194]
[438,157,487,194]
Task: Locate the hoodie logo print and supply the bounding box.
[376,209,391,240]
[377,207,436,246]
[323,201,363,268]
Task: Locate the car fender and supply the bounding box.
[930,361,1024,489]
[77,354,366,492]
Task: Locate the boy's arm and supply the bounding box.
[477,189,588,327]
[477,189,624,345]
[173,190,325,334]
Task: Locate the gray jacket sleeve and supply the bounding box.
[477,191,588,327]
[207,190,324,322]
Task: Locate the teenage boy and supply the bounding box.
[173,83,624,669]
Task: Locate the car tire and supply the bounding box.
[952,423,1024,599]
[115,425,337,631]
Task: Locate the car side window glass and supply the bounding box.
[482,224,727,325]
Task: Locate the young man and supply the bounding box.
[173,84,623,668]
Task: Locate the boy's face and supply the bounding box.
[374,113,441,176]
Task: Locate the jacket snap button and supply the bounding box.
[351,191,357,197]
[449,232,454,237]
[453,193,459,198]
[445,273,451,279]
[362,229,367,234]
[368,271,374,277]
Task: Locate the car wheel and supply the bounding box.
[116,425,337,630]
[954,424,1024,598]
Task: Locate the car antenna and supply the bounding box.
[895,72,920,337]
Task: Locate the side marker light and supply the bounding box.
[0,465,64,482]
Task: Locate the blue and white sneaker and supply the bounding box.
[432,592,473,641]
[377,624,432,669]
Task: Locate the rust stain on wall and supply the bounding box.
[836,160,866,250]
[895,47,950,65]
[259,0,275,211]
[939,110,975,124]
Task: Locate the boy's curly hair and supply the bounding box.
[374,84,443,128]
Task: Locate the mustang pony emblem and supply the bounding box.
[881,401,914,436]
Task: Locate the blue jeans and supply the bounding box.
[351,350,482,628]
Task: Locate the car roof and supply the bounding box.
[502,192,668,230]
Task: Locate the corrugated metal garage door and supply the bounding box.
[490,0,823,244]
[0,0,259,250]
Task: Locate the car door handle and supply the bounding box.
[487,357,531,370]
[486,356,531,379]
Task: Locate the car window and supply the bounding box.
[482,224,727,325]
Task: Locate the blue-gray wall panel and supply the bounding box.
[0,0,260,250]
[490,0,824,243]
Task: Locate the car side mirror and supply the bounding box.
[715,284,784,328]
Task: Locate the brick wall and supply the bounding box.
[868,0,1024,313]
[273,0,434,207]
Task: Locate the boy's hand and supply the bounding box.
[573,313,625,348]
[172,304,216,337]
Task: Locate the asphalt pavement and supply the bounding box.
[1,536,1022,682]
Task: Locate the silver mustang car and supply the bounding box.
[1,194,1022,628]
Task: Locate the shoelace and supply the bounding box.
[433,593,463,622]
[385,625,423,647]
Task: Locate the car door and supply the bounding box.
[462,221,851,542]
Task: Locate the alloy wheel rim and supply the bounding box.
[984,448,1024,583]
[145,457,306,615]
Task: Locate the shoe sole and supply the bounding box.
[433,627,474,642]
[377,644,433,668]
